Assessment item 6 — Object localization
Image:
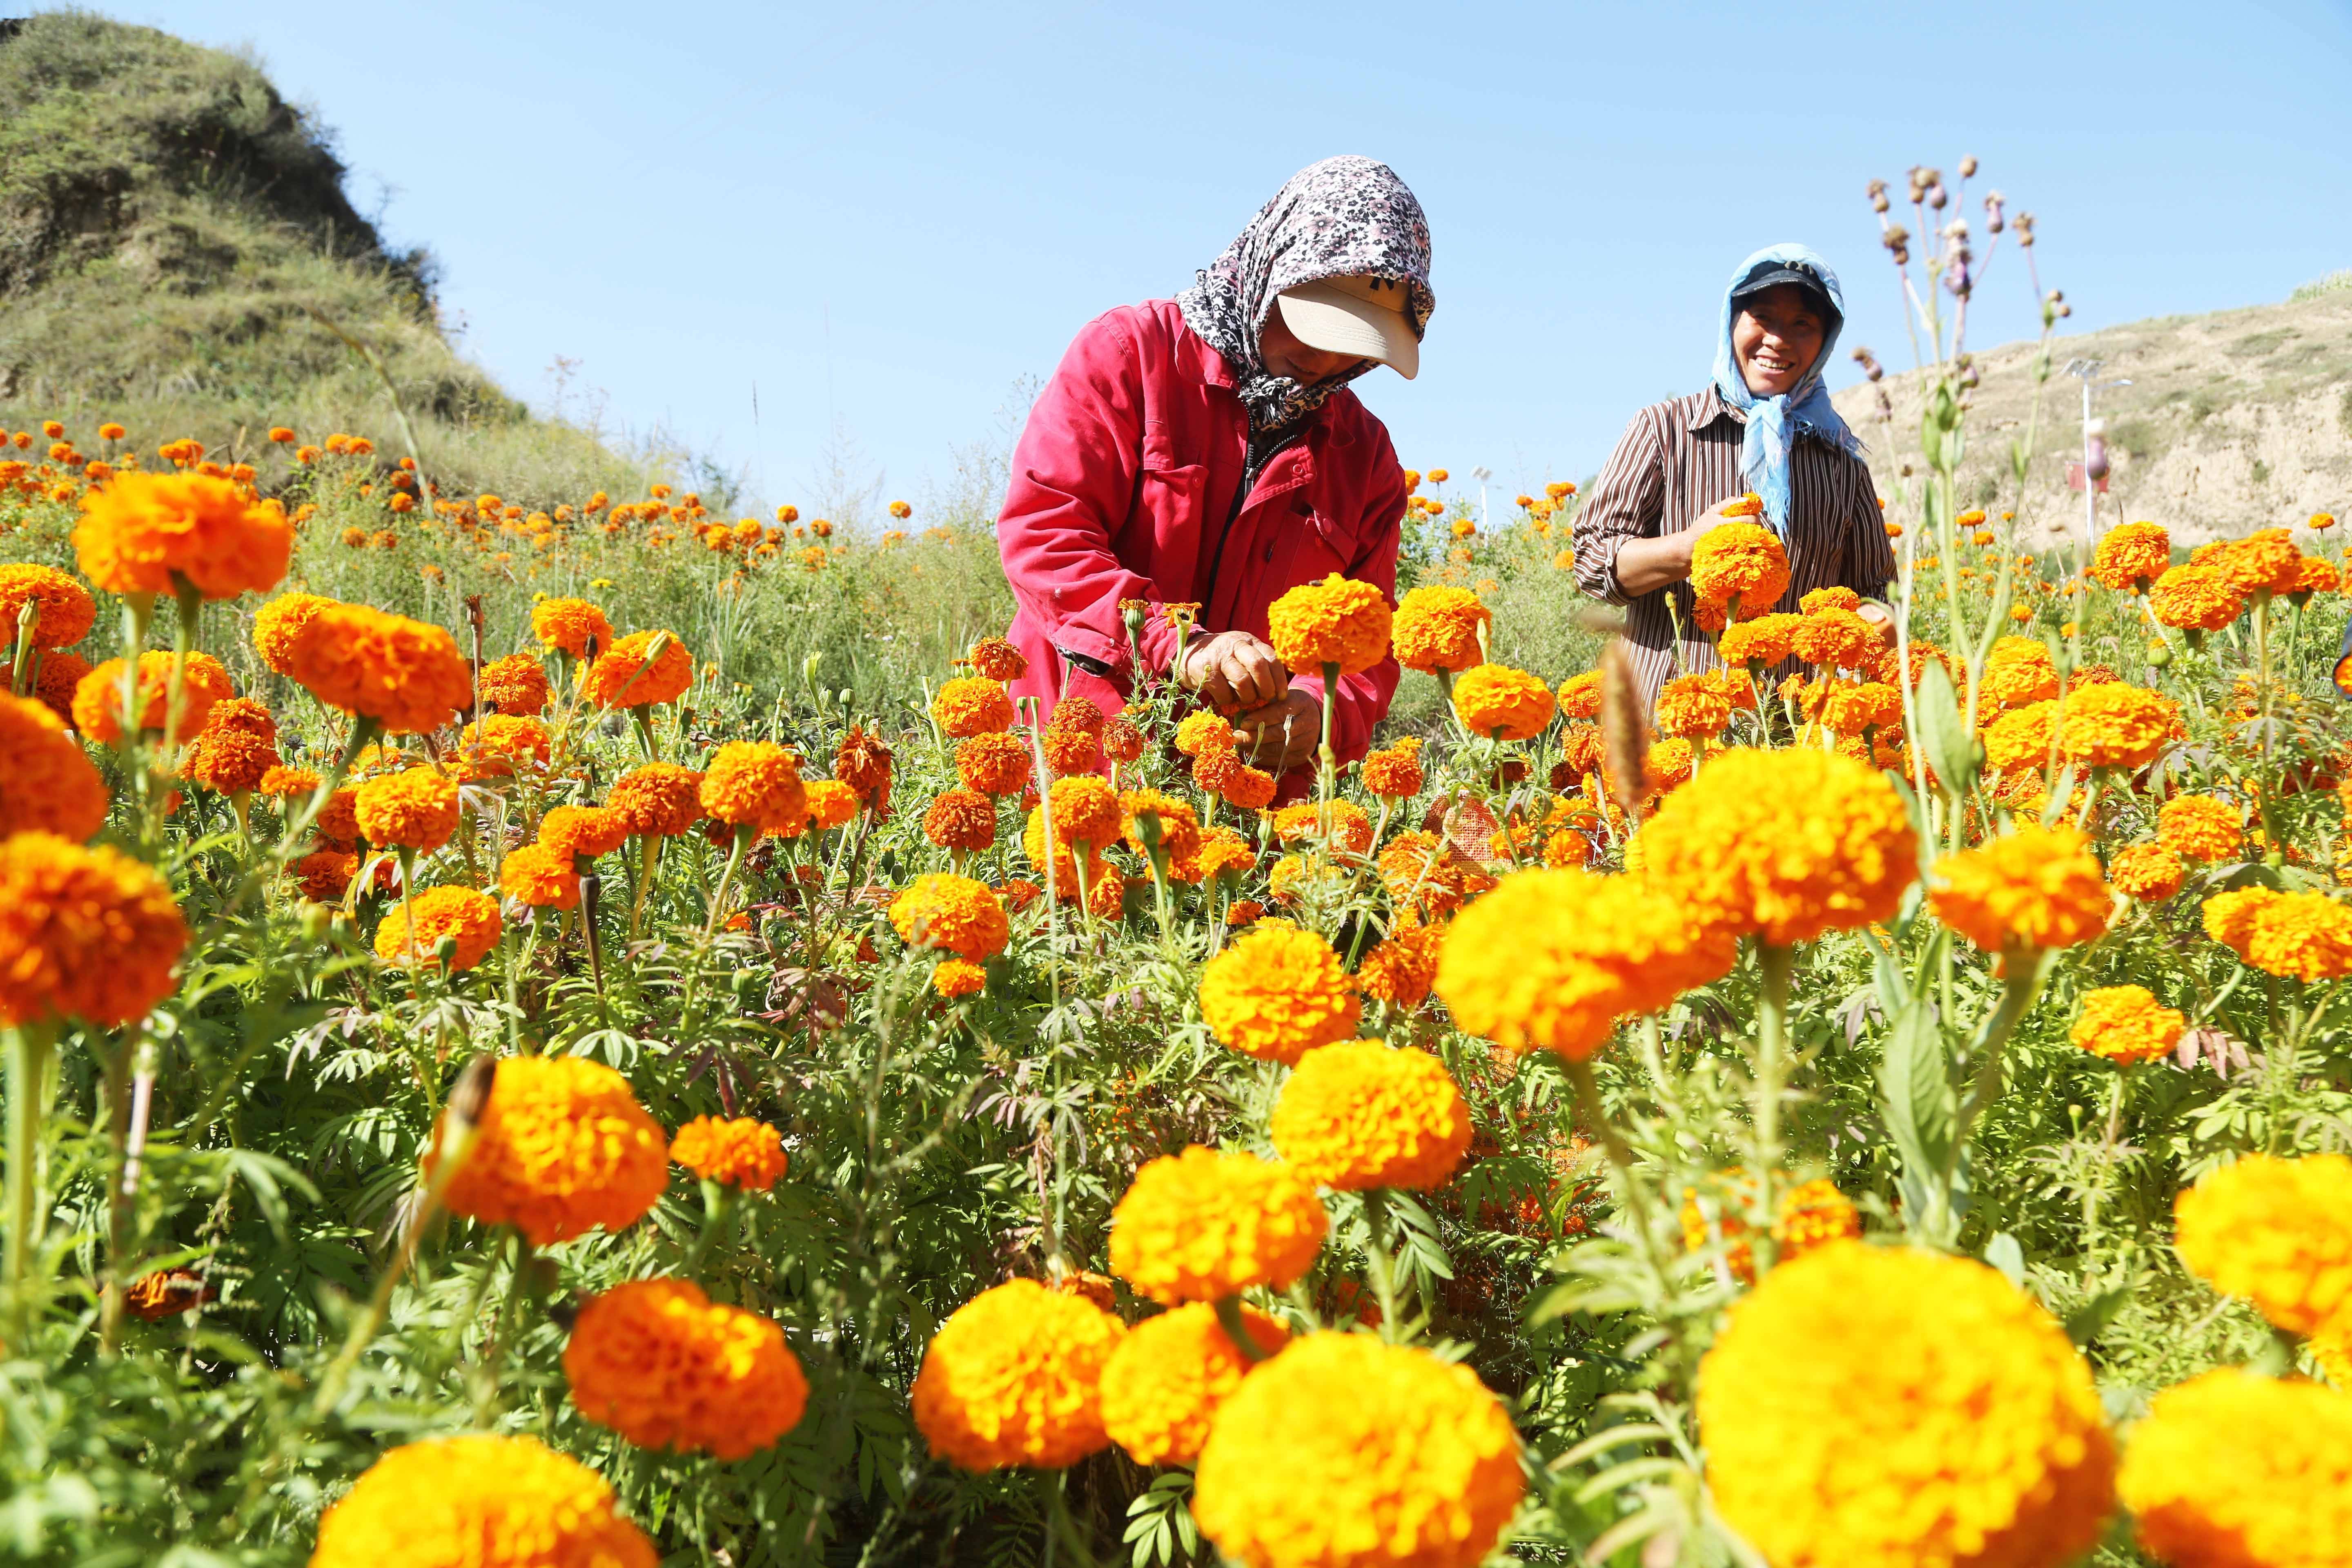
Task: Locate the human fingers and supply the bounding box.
[1221,645,1277,710]
[1230,637,1290,707]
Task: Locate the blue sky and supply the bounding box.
[149,0,2352,517]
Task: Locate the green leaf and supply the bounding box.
[1879,999,1954,1178]
[2065,1287,2132,1347]
[1911,659,1980,798]
[1984,1231,2027,1290]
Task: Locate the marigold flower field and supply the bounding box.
[9,178,2352,1568]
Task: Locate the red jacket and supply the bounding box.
[997,300,1407,787]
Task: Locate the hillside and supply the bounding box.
[1834,284,2352,544]
[0,11,648,499]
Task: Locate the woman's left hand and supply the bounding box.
[1233,690,1322,774]
[1857,602,1899,648]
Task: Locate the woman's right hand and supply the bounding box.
[1610,497,1756,597]
[1178,630,1291,714]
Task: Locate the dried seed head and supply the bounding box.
[1958,154,1979,178]
[1598,641,1648,815]
[1866,178,1890,214]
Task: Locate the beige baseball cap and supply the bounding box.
[1274,274,1421,379]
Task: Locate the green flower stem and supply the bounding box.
[4,1020,60,1338]
[1317,660,1340,834]
[1564,1054,1677,1295]
[1360,1185,1402,1344]
[682,1179,740,1283]
[1213,1294,1268,1364]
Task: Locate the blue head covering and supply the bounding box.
[1711,244,1863,532]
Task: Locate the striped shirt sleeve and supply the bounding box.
[1572,409,1666,608]
[1843,457,1898,599]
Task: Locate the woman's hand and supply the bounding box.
[1858,601,1900,647]
[1610,497,1757,598]
[1178,630,1291,714]
[1233,690,1322,774]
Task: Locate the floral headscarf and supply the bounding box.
[1177,156,1434,431]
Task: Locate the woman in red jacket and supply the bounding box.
[994,156,1432,795]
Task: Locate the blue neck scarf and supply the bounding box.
[1710,244,1863,533]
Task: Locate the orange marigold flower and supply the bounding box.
[1,692,109,840]
[1390,584,1491,673]
[1813,679,1901,739]
[1715,611,1803,669]
[1798,586,1861,615]
[1048,774,1122,850]
[2159,794,2243,862]
[187,722,281,797]
[476,653,550,716]
[967,635,1027,680]
[583,630,691,708]
[1655,673,1732,739]
[1271,1038,1471,1190]
[2090,521,2171,594]
[1196,824,1255,883]
[1174,708,1238,757]
[923,786,999,852]
[1266,572,1392,676]
[1100,1301,1289,1467]
[607,763,705,837]
[1356,920,1443,1008]
[249,592,336,676]
[30,649,91,725]
[2200,885,2352,980]
[831,725,893,812]
[931,957,987,998]
[0,563,96,647]
[1640,748,1918,946]
[1018,806,1113,902]
[1361,737,1424,797]
[1983,699,2058,775]
[1271,799,1373,857]
[2149,563,2243,631]
[288,604,471,735]
[1376,829,1493,919]
[889,873,1010,960]
[1048,694,1105,735]
[1221,762,1277,811]
[804,779,859,830]
[430,1055,667,1246]
[2173,1153,2352,1337]
[73,470,292,600]
[310,1433,655,1568]
[71,650,233,742]
[1688,521,1790,617]
[1121,788,1202,866]
[1556,670,1604,721]
[2056,682,2175,771]
[499,842,580,909]
[2071,984,2184,1067]
[1041,722,1103,777]
[354,766,460,853]
[540,804,630,860]
[374,884,501,971]
[671,1115,788,1190]
[1931,824,2110,958]
[458,713,552,777]
[2205,528,2303,597]
[700,742,807,837]
[1110,1145,1328,1303]
[955,731,1032,797]
[1197,920,1361,1062]
[2290,554,2341,600]
[1788,606,1879,671]
[931,675,1015,737]
[911,1278,1124,1471]
[565,1276,808,1459]
[2107,843,2185,902]
[1452,663,1556,740]
[1102,713,1146,764]
[530,596,613,657]
[0,832,187,1028]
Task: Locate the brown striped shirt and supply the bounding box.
[1572,386,1895,708]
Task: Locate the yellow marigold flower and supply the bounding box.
[931,957,987,997]
[1983,700,2057,774]
[1437,867,1734,1059]
[1816,678,1902,739]
[1100,1302,1288,1467]
[1120,788,1201,865]
[1172,708,1237,757]
[889,873,1010,961]
[2149,563,2243,632]
[2159,795,2243,862]
[1717,610,1804,668]
[564,1276,808,1460]
[1,692,108,840]
[0,832,187,1028]
[1557,668,1604,719]
[249,592,336,676]
[1109,1146,1328,1304]
[1194,1333,1522,1568]
[583,630,691,708]
[1356,920,1443,1008]
[1019,806,1113,904]
[1775,1176,1862,1256]
[1390,584,1490,673]
[71,650,234,742]
[1655,672,1732,738]
[477,653,551,716]
[910,1278,1124,1470]
[431,1056,666,1246]
[2090,520,2170,593]
[354,766,460,853]
[1266,573,1392,676]
[606,763,704,837]
[0,563,95,647]
[1699,1241,2115,1568]
[1788,606,1881,672]
[1360,737,1424,797]
[804,778,859,830]
[1680,1172,1860,1283]
[2107,843,2185,903]
[539,804,629,860]
[530,596,613,657]
[2068,984,2182,1067]
[670,1115,787,1191]
[2200,886,2352,980]
[72,470,292,600]
[931,675,1015,737]
[1688,521,1791,616]
[1270,799,1373,857]
[2118,1368,2352,1568]
[1451,662,1556,740]
[1931,824,2109,958]
[374,885,501,972]
[1197,920,1361,1062]
[310,1432,655,1568]
[289,604,472,735]
[1270,1038,1471,1191]
[2056,682,2175,771]
[1798,585,1860,615]
[700,741,807,837]
[2175,1152,2352,1335]
[498,843,579,909]
[1641,747,1917,946]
